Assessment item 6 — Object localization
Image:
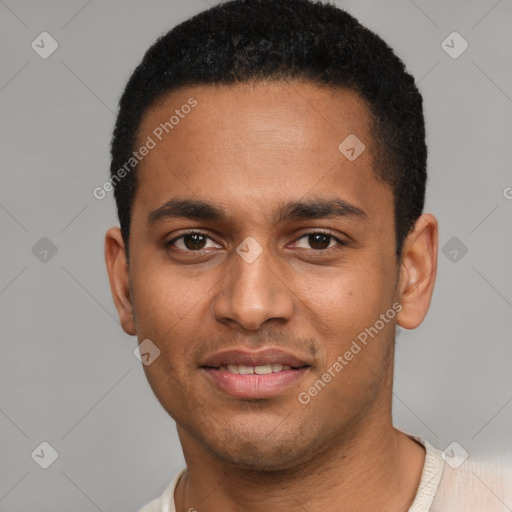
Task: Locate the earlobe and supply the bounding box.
[396,214,438,330]
[104,227,136,335]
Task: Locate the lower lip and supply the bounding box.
[202,367,309,399]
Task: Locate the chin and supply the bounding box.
[213,440,315,472]
[192,418,325,473]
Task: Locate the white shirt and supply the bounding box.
[139,434,511,511]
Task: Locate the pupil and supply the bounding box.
[309,233,330,250]
[185,234,206,250]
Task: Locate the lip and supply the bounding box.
[202,367,310,399]
[201,348,309,368]
[200,348,311,399]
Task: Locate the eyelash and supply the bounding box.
[165,230,346,253]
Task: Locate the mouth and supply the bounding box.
[200,349,311,399]
[215,363,298,374]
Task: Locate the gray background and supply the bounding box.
[1,0,511,510]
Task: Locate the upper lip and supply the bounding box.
[200,348,310,368]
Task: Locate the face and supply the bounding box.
[105,81,437,471]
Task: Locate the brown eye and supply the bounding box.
[182,233,207,250]
[166,231,219,252]
[308,233,331,250]
[294,232,344,251]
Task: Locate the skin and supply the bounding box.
[105,81,438,512]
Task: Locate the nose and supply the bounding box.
[212,242,294,331]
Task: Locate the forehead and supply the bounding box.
[132,81,392,229]
[138,81,373,154]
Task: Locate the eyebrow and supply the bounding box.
[147,197,368,226]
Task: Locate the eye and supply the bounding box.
[166,231,220,252]
[165,230,346,253]
[293,232,345,251]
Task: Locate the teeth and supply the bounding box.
[239,364,254,375]
[255,364,272,375]
[220,363,293,374]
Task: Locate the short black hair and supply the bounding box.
[110,0,426,258]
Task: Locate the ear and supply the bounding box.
[396,213,438,330]
[105,227,136,335]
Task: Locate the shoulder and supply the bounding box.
[404,432,512,512]
[431,457,512,511]
[137,468,186,512]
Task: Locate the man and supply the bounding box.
[104,1,509,510]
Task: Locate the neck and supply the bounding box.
[174,405,425,512]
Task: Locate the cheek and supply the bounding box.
[301,258,397,393]
[131,263,208,411]
[303,261,394,335]
[130,257,210,338]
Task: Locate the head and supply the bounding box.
[105,0,437,471]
